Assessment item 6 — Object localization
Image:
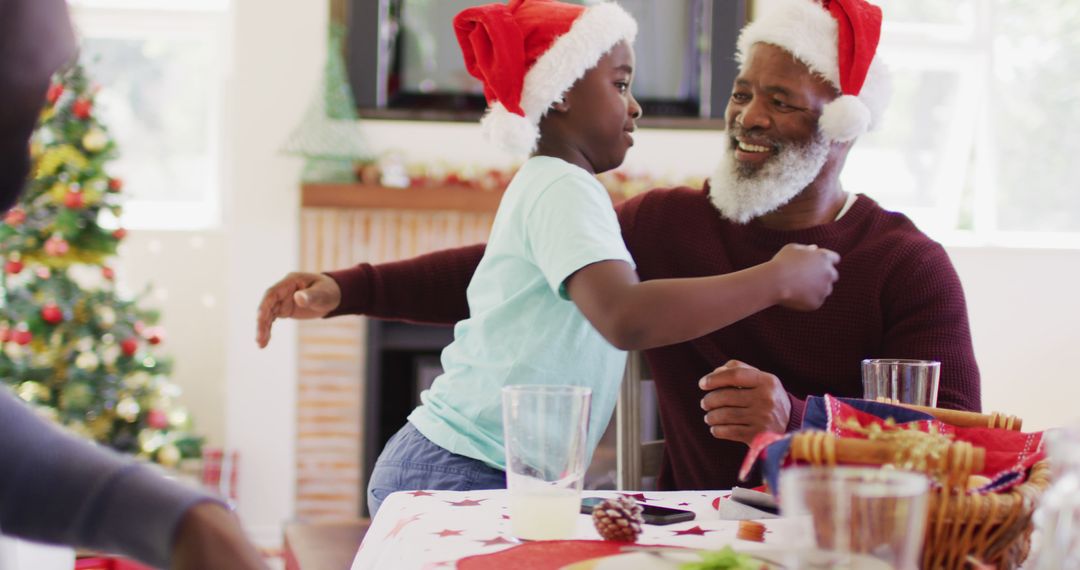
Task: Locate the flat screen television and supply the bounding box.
[347,0,747,122]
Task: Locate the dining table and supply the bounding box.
[349,488,803,569]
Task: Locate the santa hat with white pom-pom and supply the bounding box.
[737,0,891,143]
[453,0,637,157]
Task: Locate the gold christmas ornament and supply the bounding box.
[157,444,182,468]
[102,344,121,367]
[139,429,164,454]
[167,409,189,429]
[123,371,151,390]
[75,351,100,371]
[82,128,109,153]
[116,396,141,422]
[4,342,26,360]
[96,306,117,328]
[17,381,50,403]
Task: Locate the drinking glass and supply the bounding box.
[502,385,591,540]
[779,466,931,569]
[861,359,941,407]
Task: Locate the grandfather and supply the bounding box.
[257,0,980,490]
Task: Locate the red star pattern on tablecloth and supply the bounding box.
[385,514,423,539]
[678,502,691,506]
[672,525,714,536]
[619,493,654,503]
[477,536,516,547]
[447,498,488,507]
[500,514,510,520]
[408,490,435,497]
[433,529,464,538]
[420,561,455,569]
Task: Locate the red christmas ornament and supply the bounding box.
[108,178,124,192]
[72,99,93,120]
[12,329,32,346]
[3,208,26,226]
[112,228,127,240]
[44,235,69,256]
[41,303,64,325]
[102,266,115,281]
[46,83,64,105]
[145,326,164,345]
[63,191,85,209]
[121,337,139,356]
[147,409,169,429]
[5,259,23,275]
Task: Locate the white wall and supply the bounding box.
[114,230,227,447]
[220,0,326,546]
[949,247,1080,431]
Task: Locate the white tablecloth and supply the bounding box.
[350,489,799,570]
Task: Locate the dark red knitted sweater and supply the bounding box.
[328,187,980,491]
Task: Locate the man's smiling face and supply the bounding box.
[707,43,840,223]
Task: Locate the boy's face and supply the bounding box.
[557,41,641,174]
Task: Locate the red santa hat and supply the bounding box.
[454,0,637,156]
[737,0,891,142]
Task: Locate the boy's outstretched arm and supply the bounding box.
[256,244,486,347]
[565,244,839,351]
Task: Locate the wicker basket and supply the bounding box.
[788,431,1051,569]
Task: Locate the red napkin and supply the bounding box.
[456,540,684,570]
[822,395,1046,491]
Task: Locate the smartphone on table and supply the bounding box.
[580,496,696,525]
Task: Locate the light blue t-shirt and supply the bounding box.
[408,156,635,470]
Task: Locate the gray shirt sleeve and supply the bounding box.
[0,389,218,569]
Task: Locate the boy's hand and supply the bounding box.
[699,360,791,444]
[256,272,341,348]
[769,243,840,311]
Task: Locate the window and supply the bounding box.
[842,0,1080,247]
[68,0,229,230]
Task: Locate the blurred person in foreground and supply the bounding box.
[0,0,266,568]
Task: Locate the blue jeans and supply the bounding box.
[367,422,506,517]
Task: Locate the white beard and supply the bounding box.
[707,133,831,224]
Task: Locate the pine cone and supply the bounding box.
[592,496,643,542]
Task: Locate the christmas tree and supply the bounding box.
[0,62,202,468]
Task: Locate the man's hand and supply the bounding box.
[171,502,267,570]
[256,272,341,348]
[699,360,791,445]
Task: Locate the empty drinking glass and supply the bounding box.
[779,466,931,569]
[861,359,940,407]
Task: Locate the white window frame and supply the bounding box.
[67,1,230,230]
[866,0,1080,249]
